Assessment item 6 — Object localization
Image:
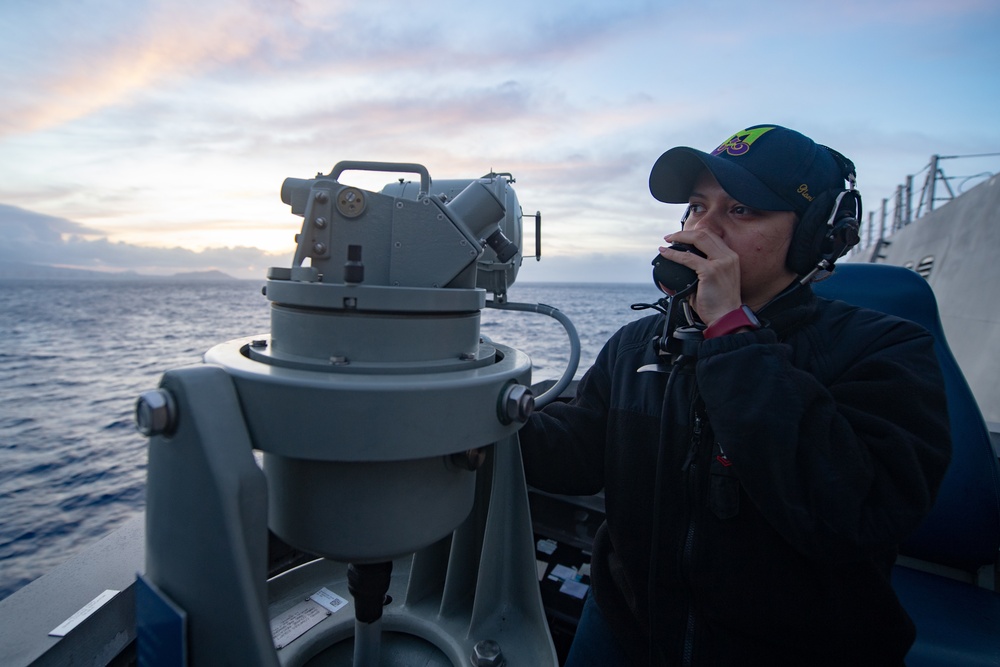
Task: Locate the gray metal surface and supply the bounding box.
[264,435,556,667]
[0,515,144,666]
[867,173,1000,424]
[145,364,278,666]
[205,336,531,462]
[135,162,556,665]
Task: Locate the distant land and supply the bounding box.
[0,261,241,282]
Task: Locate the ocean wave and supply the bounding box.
[0,279,659,601]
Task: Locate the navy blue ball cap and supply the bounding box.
[649,124,848,216]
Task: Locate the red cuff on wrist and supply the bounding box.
[703,305,761,339]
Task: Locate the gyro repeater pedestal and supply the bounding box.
[136,162,557,666]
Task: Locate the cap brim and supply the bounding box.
[649,147,794,212]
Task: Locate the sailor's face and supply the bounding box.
[684,170,798,309]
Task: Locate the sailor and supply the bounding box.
[518,124,952,666]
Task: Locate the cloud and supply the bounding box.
[1,0,997,285]
[0,203,283,278]
[0,203,94,265]
[0,1,352,137]
[268,2,668,76]
[837,0,999,20]
[1,0,675,140]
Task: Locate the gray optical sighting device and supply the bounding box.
[136,162,558,666]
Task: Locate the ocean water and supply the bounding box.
[0,278,662,601]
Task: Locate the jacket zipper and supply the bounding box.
[680,409,703,666]
[681,411,702,472]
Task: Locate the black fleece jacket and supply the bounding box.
[520,285,951,667]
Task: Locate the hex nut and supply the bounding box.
[135,389,177,437]
[471,639,504,667]
[500,384,534,424]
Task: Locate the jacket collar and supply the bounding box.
[758,280,817,339]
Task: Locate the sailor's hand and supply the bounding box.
[661,229,742,327]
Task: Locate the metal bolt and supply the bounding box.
[250,339,267,348]
[313,242,327,255]
[314,191,329,204]
[135,389,177,437]
[499,384,534,424]
[471,639,504,667]
[314,217,327,229]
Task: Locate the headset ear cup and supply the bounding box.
[786,189,838,276]
[824,190,862,265]
[830,200,861,255]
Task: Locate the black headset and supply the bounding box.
[785,147,862,279]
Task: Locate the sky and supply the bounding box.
[1,0,999,283]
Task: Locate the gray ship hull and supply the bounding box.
[857,171,1000,435]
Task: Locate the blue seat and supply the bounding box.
[814,263,1000,666]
